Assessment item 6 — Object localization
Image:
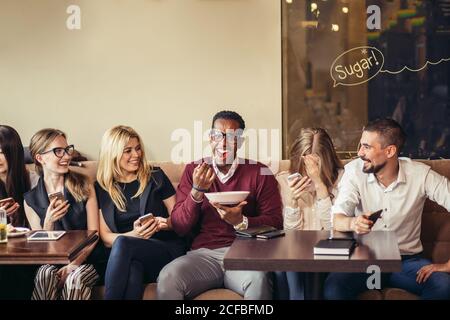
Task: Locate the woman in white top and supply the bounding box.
[275,127,343,300]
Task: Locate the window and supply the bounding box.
[282,0,450,159]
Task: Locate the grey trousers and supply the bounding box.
[157,247,272,300]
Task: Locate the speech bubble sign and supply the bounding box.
[330,46,384,87]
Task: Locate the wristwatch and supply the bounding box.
[234,216,248,231]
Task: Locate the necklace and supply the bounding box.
[118,182,127,192]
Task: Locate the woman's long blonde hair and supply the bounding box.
[289,128,343,195]
[97,125,152,212]
[29,129,89,202]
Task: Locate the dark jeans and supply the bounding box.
[274,272,305,300]
[324,255,450,300]
[104,236,185,300]
[86,241,109,285]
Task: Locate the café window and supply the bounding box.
[282,0,450,159]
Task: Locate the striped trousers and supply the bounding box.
[31,264,99,300]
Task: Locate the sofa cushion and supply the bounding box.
[382,288,419,300]
[194,289,244,300]
[421,211,450,263]
[416,160,450,263]
[358,290,383,300]
[91,283,157,300]
[91,285,104,300]
[414,160,450,263]
[91,283,243,300]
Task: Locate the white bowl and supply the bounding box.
[204,191,250,205]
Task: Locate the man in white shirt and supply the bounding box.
[325,118,450,300]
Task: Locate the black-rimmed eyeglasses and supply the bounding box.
[210,129,242,143]
[40,145,75,158]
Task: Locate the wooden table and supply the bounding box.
[224,230,402,299]
[0,230,98,265]
[224,230,401,273]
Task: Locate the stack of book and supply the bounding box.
[313,239,356,256]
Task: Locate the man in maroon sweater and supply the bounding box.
[157,111,283,299]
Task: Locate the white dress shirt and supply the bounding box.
[332,158,450,255]
[212,157,240,184]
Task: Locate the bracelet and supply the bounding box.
[190,193,204,204]
[192,184,208,193]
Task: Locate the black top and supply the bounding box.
[95,167,182,243]
[24,177,88,231]
[115,180,141,233]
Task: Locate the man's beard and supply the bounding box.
[361,157,387,174]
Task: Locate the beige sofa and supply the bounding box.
[36,159,450,300]
[68,161,244,300]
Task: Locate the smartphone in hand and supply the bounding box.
[368,209,383,224]
[287,172,303,182]
[138,213,154,226]
[48,191,65,203]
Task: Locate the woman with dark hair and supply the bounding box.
[0,125,38,227]
[0,125,39,299]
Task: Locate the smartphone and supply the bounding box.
[368,209,383,224]
[138,213,154,225]
[256,230,286,240]
[0,197,14,207]
[48,191,65,203]
[287,172,315,192]
[287,172,302,182]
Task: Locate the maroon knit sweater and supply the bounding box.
[171,159,283,250]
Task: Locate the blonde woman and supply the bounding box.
[96,126,186,300]
[278,128,343,231]
[275,128,343,300]
[24,129,100,300]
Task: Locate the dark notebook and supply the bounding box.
[235,225,277,238]
[313,239,357,256]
